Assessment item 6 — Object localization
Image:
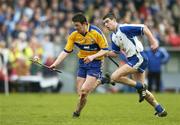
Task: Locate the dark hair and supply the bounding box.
[72,13,87,24]
[103,13,116,20]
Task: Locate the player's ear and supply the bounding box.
[83,22,88,25]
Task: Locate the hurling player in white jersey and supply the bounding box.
[102,13,167,117]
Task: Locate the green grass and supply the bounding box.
[0,93,179,125]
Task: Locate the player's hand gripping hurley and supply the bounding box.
[29,57,62,74]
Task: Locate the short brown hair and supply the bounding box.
[72,13,87,24]
[103,13,116,20]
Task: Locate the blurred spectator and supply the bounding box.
[0,0,179,49]
[0,43,6,92]
[165,26,180,46]
[145,47,170,92]
[172,0,180,34]
[34,17,51,41]
[29,36,43,75]
[41,35,55,61]
[8,38,32,78]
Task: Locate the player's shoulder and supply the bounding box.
[119,23,144,30]
[119,23,130,29]
[119,23,144,27]
[118,24,144,34]
[89,24,103,35]
[68,28,78,36]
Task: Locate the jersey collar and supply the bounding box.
[113,24,120,34]
[80,23,90,36]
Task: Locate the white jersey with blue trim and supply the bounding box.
[111,24,144,57]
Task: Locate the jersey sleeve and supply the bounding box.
[111,41,120,53]
[64,33,75,53]
[110,34,120,53]
[159,47,170,64]
[120,24,144,37]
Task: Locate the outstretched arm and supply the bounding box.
[143,25,159,51]
[50,51,70,68]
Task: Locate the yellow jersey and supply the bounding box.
[64,24,108,60]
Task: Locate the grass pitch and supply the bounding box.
[0,93,179,125]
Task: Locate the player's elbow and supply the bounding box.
[143,25,150,35]
[107,51,118,57]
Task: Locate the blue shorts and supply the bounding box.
[77,59,102,78]
[127,51,148,73]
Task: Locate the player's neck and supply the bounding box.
[81,24,88,36]
[81,31,87,36]
[113,22,119,33]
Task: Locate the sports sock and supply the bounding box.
[155,104,164,113]
[101,76,109,84]
[135,81,143,90]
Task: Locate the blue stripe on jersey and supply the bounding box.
[89,25,103,34]
[120,25,143,38]
[74,42,101,51]
[111,41,120,53]
[110,33,120,53]
[127,37,136,46]
[102,48,109,50]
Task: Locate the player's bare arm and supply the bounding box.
[143,25,159,51]
[84,49,108,63]
[50,51,70,68]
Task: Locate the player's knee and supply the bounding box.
[80,89,89,96]
[79,89,88,100]
[111,73,122,82]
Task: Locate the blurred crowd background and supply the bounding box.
[0,0,180,93]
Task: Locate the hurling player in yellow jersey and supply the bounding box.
[50,13,109,118]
